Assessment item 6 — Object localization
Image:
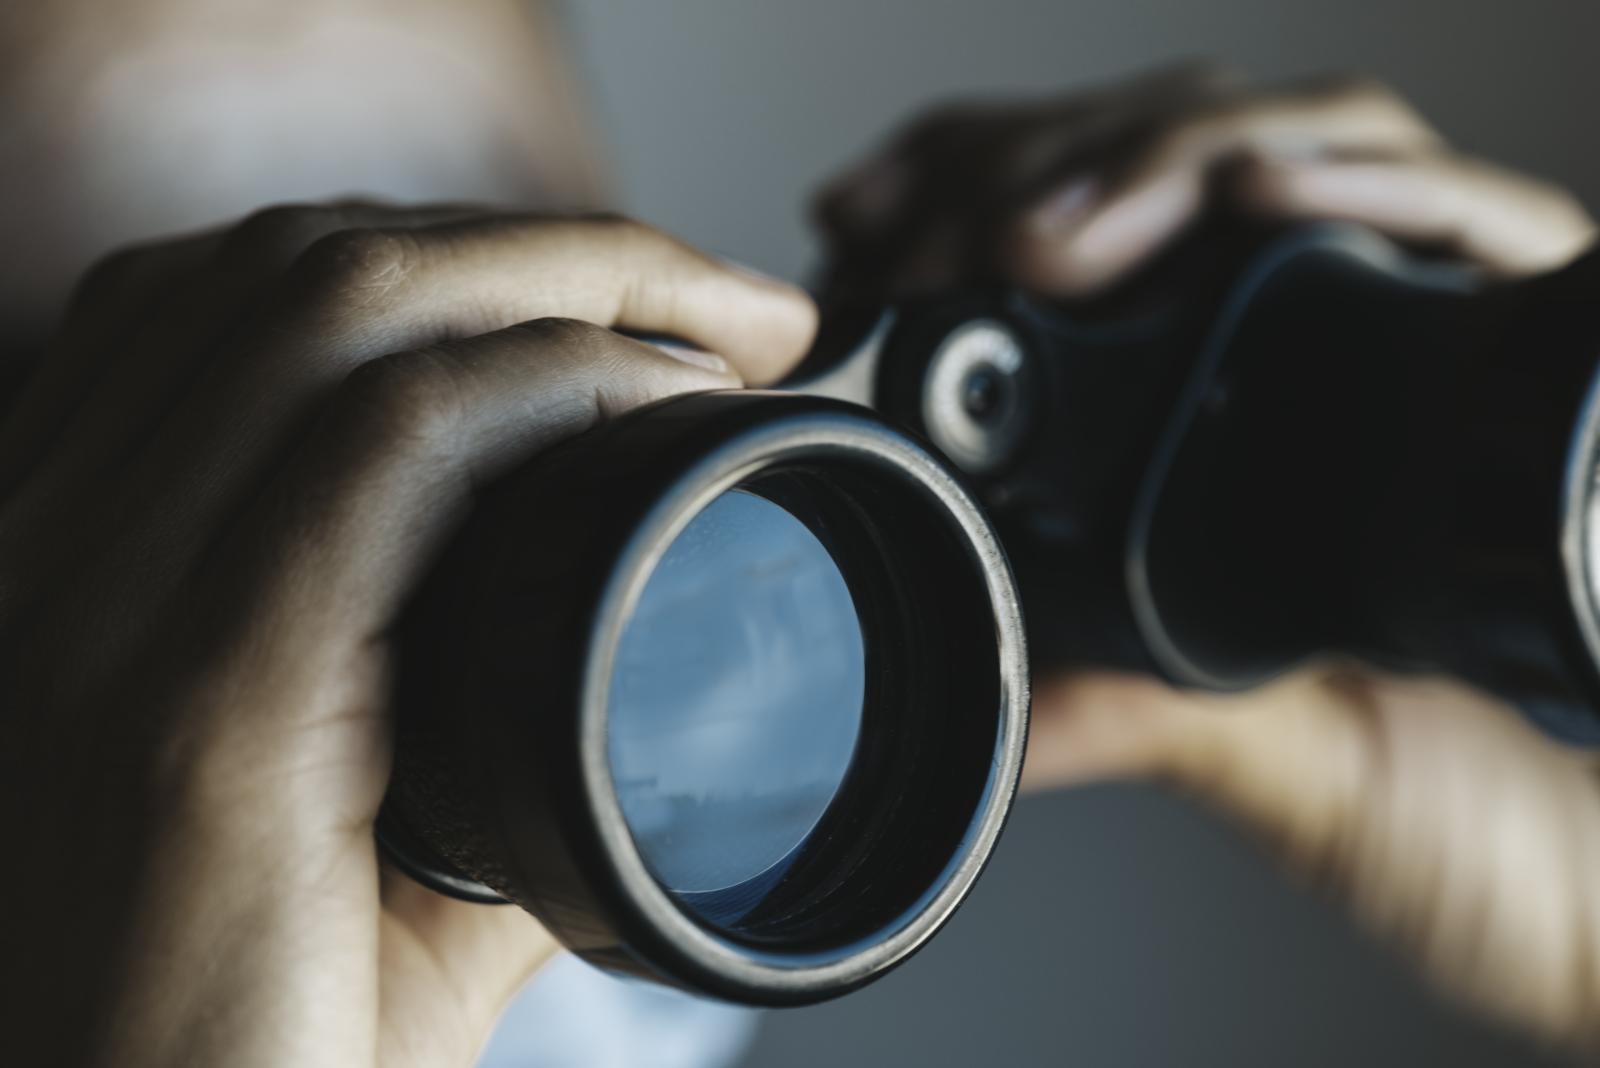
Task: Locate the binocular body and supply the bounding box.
[381,223,1600,1005]
[796,224,1600,742]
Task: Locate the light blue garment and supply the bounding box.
[476,953,758,1068]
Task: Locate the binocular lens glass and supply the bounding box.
[607,489,865,924]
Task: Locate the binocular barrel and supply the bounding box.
[806,224,1600,742]
[380,391,1029,1004]
[379,221,1600,1007]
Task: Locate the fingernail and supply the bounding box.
[1027,177,1099,233]
[653,342,730,375]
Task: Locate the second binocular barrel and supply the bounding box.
[802,224,1600,743]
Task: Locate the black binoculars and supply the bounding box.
[377,222,1600,1005]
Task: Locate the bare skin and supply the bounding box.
[3,7,1599,1062]
[817,62,1600,1047]
[0,207,817,1068]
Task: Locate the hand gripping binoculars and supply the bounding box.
[378,222,1600,1004]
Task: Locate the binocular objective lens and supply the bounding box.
[381,391,1030,999]
[607,488,866,927]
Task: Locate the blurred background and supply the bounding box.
[558,2,1600,1065]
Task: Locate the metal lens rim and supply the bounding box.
[1559,358,1600,686]
[578,410,1029,1000]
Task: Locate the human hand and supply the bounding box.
[0,205,815,1068]
[815,66,1600,1047]
[815,62,1595,297]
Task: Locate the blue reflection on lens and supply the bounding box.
[608,489,865,908]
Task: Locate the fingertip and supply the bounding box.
[726,276,820,386]
[1003,173,1202,298]
[648,341,736,378]
[630,250,817,387]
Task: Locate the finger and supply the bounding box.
[201,321,739,747]
[1027,667,1600,1044]
[241,213,813,384]
[0,204,499,638]
[157,215,808,479]
[1023,669,1375,868]
[1004,77,1442,295]
[0,229,217,493]
[1231,150,1598,276]
[12,216,813,626]
[143,213,808,534]
[0,201,490,504]
[813,59,1239,242]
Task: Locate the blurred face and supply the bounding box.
[0,0,603,353]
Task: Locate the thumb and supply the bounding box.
[1024,669,1373,868]
[379,869,561,1068]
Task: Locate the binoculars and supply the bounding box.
[377,222,1600,1005]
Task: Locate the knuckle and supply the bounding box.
[900,99,983,150]
[236,202,321,237]
[600,212,677,257]
[1549,186,1597,228]
[289,228,416,312]
[507,315,616,356]
[69,243,158,308]
[564,211,678,261]
[337,349,464,451]
[1308,72,1418,120]
[1169,87,1273,144]
[1143,111,1210,160]
[226,202,343,263]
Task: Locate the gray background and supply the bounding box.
[563,2,1598,1065]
